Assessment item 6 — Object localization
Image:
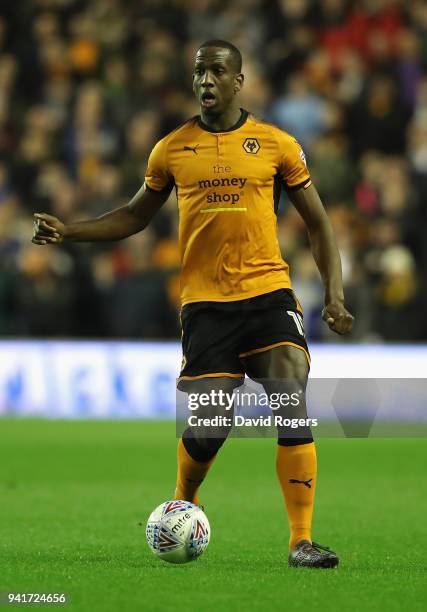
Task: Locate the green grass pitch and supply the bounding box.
[1,420,426,611]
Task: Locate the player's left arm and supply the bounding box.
[289,184,354,335]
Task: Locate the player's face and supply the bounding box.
[193,48,243,115]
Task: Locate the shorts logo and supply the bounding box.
[243,138,260,155]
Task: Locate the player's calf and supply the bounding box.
[175,377,237,504]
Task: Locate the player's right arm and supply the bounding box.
[32,136,173,245]
[32,185,169,245]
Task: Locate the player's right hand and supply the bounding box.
[32,213,66,245]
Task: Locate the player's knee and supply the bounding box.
[270,345,309,383]
[261,357,311,444]
[180,377,238,460]
[183,427,230,461]
[274,405,313,445]
[196,435,228,458]
[190,413,234,446]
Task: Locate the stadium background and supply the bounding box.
[1,0,427,342]
[1,1,426,611]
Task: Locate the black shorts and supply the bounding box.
[179,289,310,380]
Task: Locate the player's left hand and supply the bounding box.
[322,301,354,335]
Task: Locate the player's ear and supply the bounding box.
[234,73,244,94]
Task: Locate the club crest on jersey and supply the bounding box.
[242,138,260,155]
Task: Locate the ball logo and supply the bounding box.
[171,512,191,533]
[243,138,260,155]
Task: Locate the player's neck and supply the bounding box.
[199,106,243,132]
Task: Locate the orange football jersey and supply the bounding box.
[144,110,311,305]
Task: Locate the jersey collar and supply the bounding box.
[197,108,249,133]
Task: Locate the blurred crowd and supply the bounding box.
[1,0,427,342]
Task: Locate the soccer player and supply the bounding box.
[32,40,354,568]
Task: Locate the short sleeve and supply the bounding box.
[144,138,174,193]
[278,133,311,190]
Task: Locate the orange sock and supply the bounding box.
[174,439,215,505]
[276,442,317,549]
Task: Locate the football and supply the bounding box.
[146,500,210,564]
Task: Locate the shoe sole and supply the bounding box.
[288,557,339,569]
[320,556,339,569]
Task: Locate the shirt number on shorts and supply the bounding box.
[287,311,305,336]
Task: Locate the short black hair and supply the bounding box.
[197,40,242,72]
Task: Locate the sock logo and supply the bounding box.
[289,478,313,489]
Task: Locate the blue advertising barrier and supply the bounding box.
[0,341,426,419]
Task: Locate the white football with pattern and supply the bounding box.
[146,500,210,564]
